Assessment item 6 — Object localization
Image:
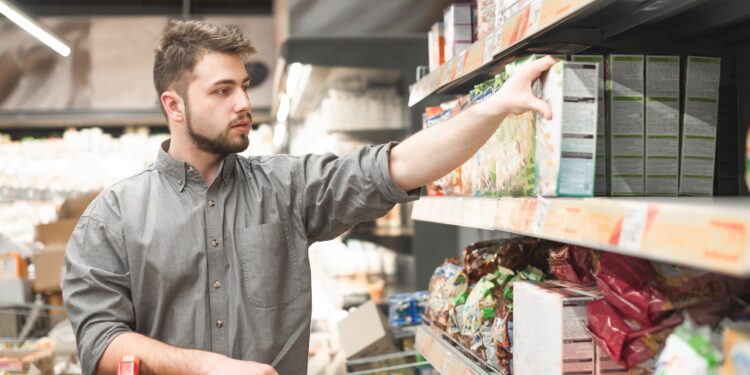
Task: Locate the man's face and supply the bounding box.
[183,52,252,156]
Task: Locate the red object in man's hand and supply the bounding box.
[117,355,140,375]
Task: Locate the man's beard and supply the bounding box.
[185,103,251,157]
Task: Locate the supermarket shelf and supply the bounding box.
[412,196,750,276]
[408,0,610,106]
[415,324,500,375]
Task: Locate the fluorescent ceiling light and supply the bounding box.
[276,94,290,122]
[0,0,71,57]
[285,62,311,98]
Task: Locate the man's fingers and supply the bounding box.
[525,55,558,78]
[529,98,553,121]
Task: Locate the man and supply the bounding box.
[63,20,554,375]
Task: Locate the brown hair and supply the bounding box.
[153,20,255,117]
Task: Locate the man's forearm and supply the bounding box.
[97,332,218,375]
[389,103,506,192]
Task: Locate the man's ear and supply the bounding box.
[161,91,185,123]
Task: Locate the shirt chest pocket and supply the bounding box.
[236,223,302,308]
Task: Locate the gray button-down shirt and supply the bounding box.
[62,140,418,375]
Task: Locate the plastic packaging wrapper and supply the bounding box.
[654,319,722,375]
[593,252,670,326]
[463,237,540,284]
[653,263,729,312]
[586,299,682,369]
[387,291,429,327]
[426,258,462,328]
[548,245,594,285]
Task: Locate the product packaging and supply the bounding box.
[645,56,681,195]
[536,60,599,196]
[514,280,602,374]
[572,54,608,195]
[654,319,722,374]
[680,56,721,196]
[444,3,474,61]
[607,54,645,195]
[428,22,446,72]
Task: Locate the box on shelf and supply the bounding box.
[476,0,496,40]
[680,56,721,196]
[572,55,607,196]
[536,60,599,197]
[0,279,32,305]
[645,56,681,196]
[607,54,645,195]
[514,281,627,374]
[33,216,79,293]
[444,3,474,61]
[58,190,98,219]
[428,22,445,72]
[337,300,398,359]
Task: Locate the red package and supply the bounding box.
[586,299,681,369]
[593,252,670,325]
[549,245,594,285]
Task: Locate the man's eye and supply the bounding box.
[216,88,229,95]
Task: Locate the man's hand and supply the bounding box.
[478,55,557,120]
[204,355,279,375]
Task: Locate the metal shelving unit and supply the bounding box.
[409,0,750,372]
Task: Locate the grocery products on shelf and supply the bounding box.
[680,56,722,196]
[420,238,750,374]
[423,52,723,197]
[607,54,646,196]
[645,56,681,196]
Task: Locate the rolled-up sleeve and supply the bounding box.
[62,213,133,375]
[300,142,419,242]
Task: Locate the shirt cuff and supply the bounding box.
[372,141,420,204]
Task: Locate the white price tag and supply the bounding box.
[483,35,495,63]
[618,204,649,252]
[442,351,453,373]
[532,196,549,234]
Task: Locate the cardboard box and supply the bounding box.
[58,190,98,219]
[514,281,601,374]
[428,22,445,72]
[444,3,473,60]
[32,251,65,293]
[337,300,397,359]
[476,0,496,40]
[572,55,607,195]
[34,218,78,248]
[0,349,54,375]
[680,56,721,196]
[645,56,681,196]
[33,217,79,293]
[607,54,645,195]
[0,279,32,304]
[536,60,599,197]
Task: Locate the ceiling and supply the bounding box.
[13,0,273,16]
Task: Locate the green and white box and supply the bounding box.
[645,56,681,196]
[680,56,721,196]
[572,55,606,195]
[607,55,645,195]
[536,60,599,197]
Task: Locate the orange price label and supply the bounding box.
[703,220,746,262]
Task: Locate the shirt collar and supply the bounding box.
[155,139,237,192]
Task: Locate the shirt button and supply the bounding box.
[212,280,221,289]
[216,320,224,328]
[177,179,183,185]
[211,239,219,247]
[187,166,194,173]
[208,200,215,208]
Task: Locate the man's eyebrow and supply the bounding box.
[211,77,251,86]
